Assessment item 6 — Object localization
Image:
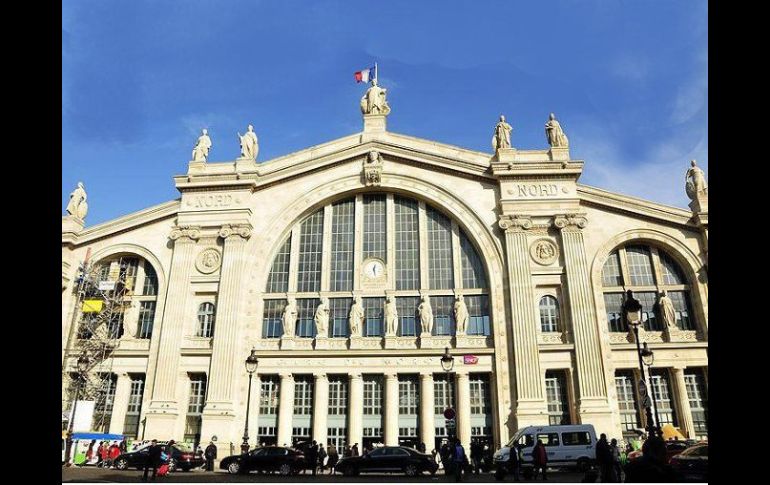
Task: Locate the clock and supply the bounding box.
[363,259,385,279]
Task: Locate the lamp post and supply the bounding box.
[622,290,657,439]
[440,347,456,443]
[640,342,661,437]
[64,351,90,466]
[241,348,259,454]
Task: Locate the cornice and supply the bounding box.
[67,199,181,246]
[577,184,694,228]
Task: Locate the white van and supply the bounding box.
[493,424,597,472]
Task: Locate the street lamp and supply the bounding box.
[241,348,259,454]
[64,351,91,466]
[440,347,456,443]
[622,290,658,439]
[640,342,661,437]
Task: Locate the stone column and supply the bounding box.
[384,373,399,446]
[348,373,364,449]
[671,367,695,439]
[419,373,435,450]
[277,373,295,446]
[313,373,329,445]
[108,373,133,435]
[455,372,472,447]
[497,216,547,426]
[145,226,200,439]
[201,224,253,444]
[554,214,614,434]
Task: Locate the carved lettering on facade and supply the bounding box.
[515,184,559,198]
[190,194,234,208]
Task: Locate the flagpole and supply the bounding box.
[375,62,378,82]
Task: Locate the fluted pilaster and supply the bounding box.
[384,373,399,446]
[671,367,694,438]
[420,373,435,450]
[348,373,364,449]
[455,372,471,447]
[313,373,329,445]
[277,373,295,446]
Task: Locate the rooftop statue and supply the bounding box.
[492,115,512,150]
[191,129,212,162]
[685,160,707,200]
[66,182,88,220]
[238,124,259,161]
[545,113,569,148]
[360,78,391,116]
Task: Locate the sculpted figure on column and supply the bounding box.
[191,129,212,162]
[66,181,88,219]
[384,296,398,336]
[685,160,708,200]
[282,297,297,338]
[545,113,569,147]
[491,115,512,150]
[454,294,468,335]
[349,296,364,337]
[360,78,391,115]
[418,295,433,335]
[658,290,678,330]
[238,124,259,160]
[315,297,330,337]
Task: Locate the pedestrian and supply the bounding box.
[508,443,521,482]
[81,440,95,467]
[142,439,162,481]
[204,441,217,472]
[452,439,467,482]
[623,436,682,482]
[318,443,327,473]
[470,439,483,475]
[119,439,127,454]
[351,443,360,457]
[98,441,109,467]
[307,440,319,475]
[418,441,426,453]
[596,433,612,482]
[327,443,339,475]
[106,442,120,468]
[532,439,548,481]
[610,438,622,482]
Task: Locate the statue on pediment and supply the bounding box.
[685,160,707,200]
[454,294,468,336]
[418,295,433,335]
[66,181,88,220]
[349,296,364,337]
[238,124,259,160]
[545,113,569,148]
[315,297,329,336]
[191,129,212,162]
[385,296,398,336]
[658,290,677,330]
[492,115,512,150]
[282,297,297,338]
[360,78,391,115]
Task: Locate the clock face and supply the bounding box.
[363,260,385,279]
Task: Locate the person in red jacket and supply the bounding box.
[106,443,120,468]
[532,439,548,481]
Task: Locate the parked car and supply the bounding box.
[493,424,598,479]
[219,446,306,475]
[627,439,696,464]
[335,445,439,477]
[669,443,708,482]
[113,443,204,472]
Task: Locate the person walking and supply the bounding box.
[418,442,426,453]
[452,440,467,482]
[440,441,451,474]
[610,438,622,482]
[81,440,96,467]
[318,444,327,474]
[508,443,522,481]
[343,444,351,458]
[204,441,217,472]
[98,441,109,467]
[596,433,612,482]
[351,443,360,457]
[142,439,162,481]
[327,443,339,475]
[532,439,548,481]
[106,442,120,468]
[307,440,319,476]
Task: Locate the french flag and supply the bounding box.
[354,66,376,83]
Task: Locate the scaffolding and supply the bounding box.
[62,255,138,433]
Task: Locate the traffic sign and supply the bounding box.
[445,419,456,429]
[443,408,456,420]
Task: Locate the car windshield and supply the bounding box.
[680,445,708,457]
[173,443,194,453]
[506,429,525,447]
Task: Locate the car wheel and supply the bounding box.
[167,459,177,472]
[227,462,241,475]
[404,464,419,477]
[279,463,292,476]
[576,458,590,472]
[113,458,128,470]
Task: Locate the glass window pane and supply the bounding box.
[604,293,625,332]
[469,375,490,415]
[363,297,384,337]
[293,376,313,415]
[668,291,695,330]
[297,210,324,292]
[398,376,419,415]
[330,298,352,338]
[460,231,486,289]
[330,199,355,292]
[626,246,655,286]
[394,196,420,290]
[539,296,560,333]
[296,299,319,338]
[396,296,419,337]
[602,251,623,287]
[545,371,571,425]
[658,250,686,285]
[197,302,215,337]
[328,377,349,415]
[363,376,383,415]
[431,296,455,336]
[635,292,660,331]
[650,370,677,427]
[615,371,641,435]
[363,194,386,262]
[427,207,454,289]
[434,375,455,414]
[466,295,490,336]
[262,299,286,338]
[142,263,158,296]
[138,301,156,339]
[259,376,280,414]
[266,236,292,293]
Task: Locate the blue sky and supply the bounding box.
[62,0,707,226]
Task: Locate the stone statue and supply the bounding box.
[282,297,297,338]
[384,296,398,336]
[349,296,364,337]
[492,115,512,151]
[454,294,469,335]
[545,113,569,148]
[315,297,330,336]
[66,181,88,219]
[685,160,707,200]
[191,129,212,162]
[658,290,677,330]
[418,296,433,335]
[360,78,391,115]
[238,124,259,160]
[364,150,383,186]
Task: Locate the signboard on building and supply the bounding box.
[98,281,116,291]
[463,355,478,365]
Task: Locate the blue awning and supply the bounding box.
[72,432,125,441]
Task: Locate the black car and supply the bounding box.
[113,443,204,472]
[335,446,439,477]
[669,443,708,482]
[219,446,306,475]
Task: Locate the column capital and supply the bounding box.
[349,372,363,380]
[553,214,588,231]
[279,372,294,380]
[670,365,687,372]
[219,223,253,240]
[419,372,434,380]
[314,372,329,381]
[498,215,533,232]
[454,371,470,379]
[169,225,201,242]
[384,372,398,380]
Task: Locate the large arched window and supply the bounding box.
[601,244,695,333]
[539,296,560,333]
[197,303,216,338]
[262,193,490,338]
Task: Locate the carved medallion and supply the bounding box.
[196,248,222,274]
[530,239,559,265]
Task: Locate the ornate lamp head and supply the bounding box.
[245,348,259,374]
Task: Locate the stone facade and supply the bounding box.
[62,105,708,460]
